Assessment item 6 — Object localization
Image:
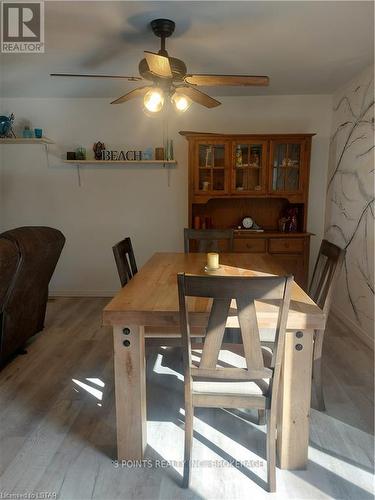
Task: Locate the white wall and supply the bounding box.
[325,65,374,346]
[0,94,331,295]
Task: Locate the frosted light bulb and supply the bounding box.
[171,92,192,112]
[143,89,164,113]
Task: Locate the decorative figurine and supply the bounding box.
[279,206,299,232]
[205,146,212,167]
[250,152,260,167]
[93,141,106,160]
[278,217,288,232]
[0,113,16,138]
[142,147,153,160]
[235,145,243,166]
[288,208,298,232]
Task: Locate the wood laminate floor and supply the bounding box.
[0,297,373,500]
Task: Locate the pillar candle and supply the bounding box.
[207,252,219,270]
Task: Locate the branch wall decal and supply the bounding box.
[324,65,374,339]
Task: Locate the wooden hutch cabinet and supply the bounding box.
[180,131,315,289]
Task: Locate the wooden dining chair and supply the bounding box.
[112,237,205,348]
[184,228,234,253]
[309,239,345,410]
[112,237,138,287]
[178,272,293,492]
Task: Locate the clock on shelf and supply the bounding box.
[239,216,264,232]
[241,216,254,229]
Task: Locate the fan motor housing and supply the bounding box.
[150,19,175,38]
[139,57,187,82]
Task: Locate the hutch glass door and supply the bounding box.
[195,143,228,194]
[270,140,304,193]
[232,141,267,194]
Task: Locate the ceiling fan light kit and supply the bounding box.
[142,87,191,114]
[50,18,269,115]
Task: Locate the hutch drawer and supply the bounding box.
[269,238,305,254]
[233,238,267,253]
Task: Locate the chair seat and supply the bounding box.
[192,377,269,397]
[191,345,272,404]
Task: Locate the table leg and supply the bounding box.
[113,325,146,460]
[277,329,313,469]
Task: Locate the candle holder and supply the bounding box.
[205,252,220,272]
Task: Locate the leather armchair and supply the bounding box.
[0,238,19,309]
[0,227,65,366]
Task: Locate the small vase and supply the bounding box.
[22,127,33,138]
[76,146,86,160]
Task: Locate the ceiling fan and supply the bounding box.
[51,18,269,113]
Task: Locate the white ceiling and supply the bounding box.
[0,1,373,98]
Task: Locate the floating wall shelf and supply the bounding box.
[63,159,177,187]
[0,137,54,144]
[63,160,177,165]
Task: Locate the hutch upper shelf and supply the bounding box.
[180,131,314,204]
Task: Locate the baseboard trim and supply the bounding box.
[49,290,117,298]
[331,305,374,350]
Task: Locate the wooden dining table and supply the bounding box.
[103,252,325,470]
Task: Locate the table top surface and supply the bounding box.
[103,253,325,330]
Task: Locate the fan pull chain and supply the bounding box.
[163,102,171,187]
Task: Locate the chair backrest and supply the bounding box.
[112,237,138,287]
[184,228,234,253]
[309,239,345,314]
[178,273,293,385]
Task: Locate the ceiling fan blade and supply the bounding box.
[184,74,269,87]
[144,51,172,78]
[176,87,221,108]
[50,73,142,81]
[110,86,152,105]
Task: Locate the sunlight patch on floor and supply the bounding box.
[86,377,105,388]
[152,353,184,381]
[308,409,374,495]
[72,378,103,400]
[309,447,373,494]
[179,408,265,467]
